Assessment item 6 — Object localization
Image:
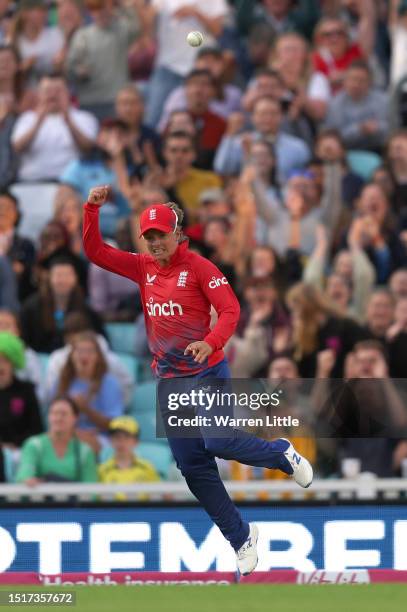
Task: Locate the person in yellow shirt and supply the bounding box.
[160,131,222,223]
[99,417,160,499]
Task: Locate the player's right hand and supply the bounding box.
[87,185,110,206]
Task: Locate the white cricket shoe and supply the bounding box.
[281,438,313,488]
[236,523,259,576]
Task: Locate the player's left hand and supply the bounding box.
[184,341,213,363]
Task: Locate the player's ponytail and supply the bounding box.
[164,202,185,241]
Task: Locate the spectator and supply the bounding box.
[324,60,389,152]
[180,69,226,169]
[347,183,406,283]
[15,396,98,485]
[13,0,64,86]
[20,257,103,353]
[60,118,131,237]
[386,295,407,378]
[214,96,310,181]
[286,282,365,377]
[45,311,134,406]
[66,0,140,120]
[311,17,365,94]
[0,190,35,301]
[0,255,18,311]
[0,308,42,398]
[49,331,125,452]
[0,45,19,187]
[114,84,161,179]
[390,268,407,300]
[164,109,197,138]
[0,1,15,44]
[159,46,242,130]
[314,129,364,208]
[145,0,228,127]
[363,289,394,341]
[236,0,320,40]
[387,130,407,216]
[0,331,42,448]
[99,416,160,495]
[53,0,84,75]
[157,130,221,223]
[53,184,83,256]
[11,74,98,182]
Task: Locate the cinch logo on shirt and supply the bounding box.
[208,276,228,289]
[149,209,157,220]
[146,297,183,317]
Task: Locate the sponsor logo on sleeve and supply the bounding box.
[208,276,228,289]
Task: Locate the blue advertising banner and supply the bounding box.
[0,505,407,574]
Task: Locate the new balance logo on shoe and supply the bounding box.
[292,453,301,465]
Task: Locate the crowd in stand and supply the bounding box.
[1,0,407,490]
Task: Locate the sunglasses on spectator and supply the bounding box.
[320,29,346,38]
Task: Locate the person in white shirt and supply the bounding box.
[11,75,98,182]
[144,0,228,127]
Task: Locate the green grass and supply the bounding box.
[1,585,407,612]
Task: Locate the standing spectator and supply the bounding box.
[0,255,18,311]
[53,0,84,75]
[99,416,160,494]
[16,396,97,485]
[49,331,125,452]
[145,0,228,127]
[66,0,140,120]
[11,75,98,182]
[12,0,64,86]
[214,96,310,180]
[235,0,321,40]
[0,331,43,448]
[0,190,35,301]
[20,257,103,353]
[324,61,389,152]
[158,130,221,223]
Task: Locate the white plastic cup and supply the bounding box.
[341,457,361,479]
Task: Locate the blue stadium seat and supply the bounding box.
[98,441,173,479]
[10,183,58,243]
[346,150,381,181]
[105,323,136,354]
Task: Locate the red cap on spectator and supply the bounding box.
[139,204,178,237]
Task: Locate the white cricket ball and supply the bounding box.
[187,31,203,47]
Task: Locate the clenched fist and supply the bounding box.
[87,185,110,206]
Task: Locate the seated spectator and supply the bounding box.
[363,289,395,342]
[20,257,103,353]
[314,129,364,209]
[49,331,125,452]
[346,183,406,283]
[66,0,141,120]
[178,69,226,169]
[15,396,97,485]
[35,220,88,292]
[286,282,365,377]
[227,276,291,378]
[159,46,241,130]
[13,0,64,86]
[0,190,35,301]
[114,84,161,180]
[99,416,160,496]
[145,0,228,127]
[0,331,42,448]
[0,309,42,400]
[45,311,134,407]
[53,184,83,256]
[0,45,19,188]
[312,17,365,94]
[390,268,407,300]
[0,255,19,311]
[324,61,389,152]
[157,130,221,224]
[338,340,407,477]
[164,110,197,139]
[60,119,131,237]
[214,96,310,181]
[11,74,98,182]
[269,32,330,124]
